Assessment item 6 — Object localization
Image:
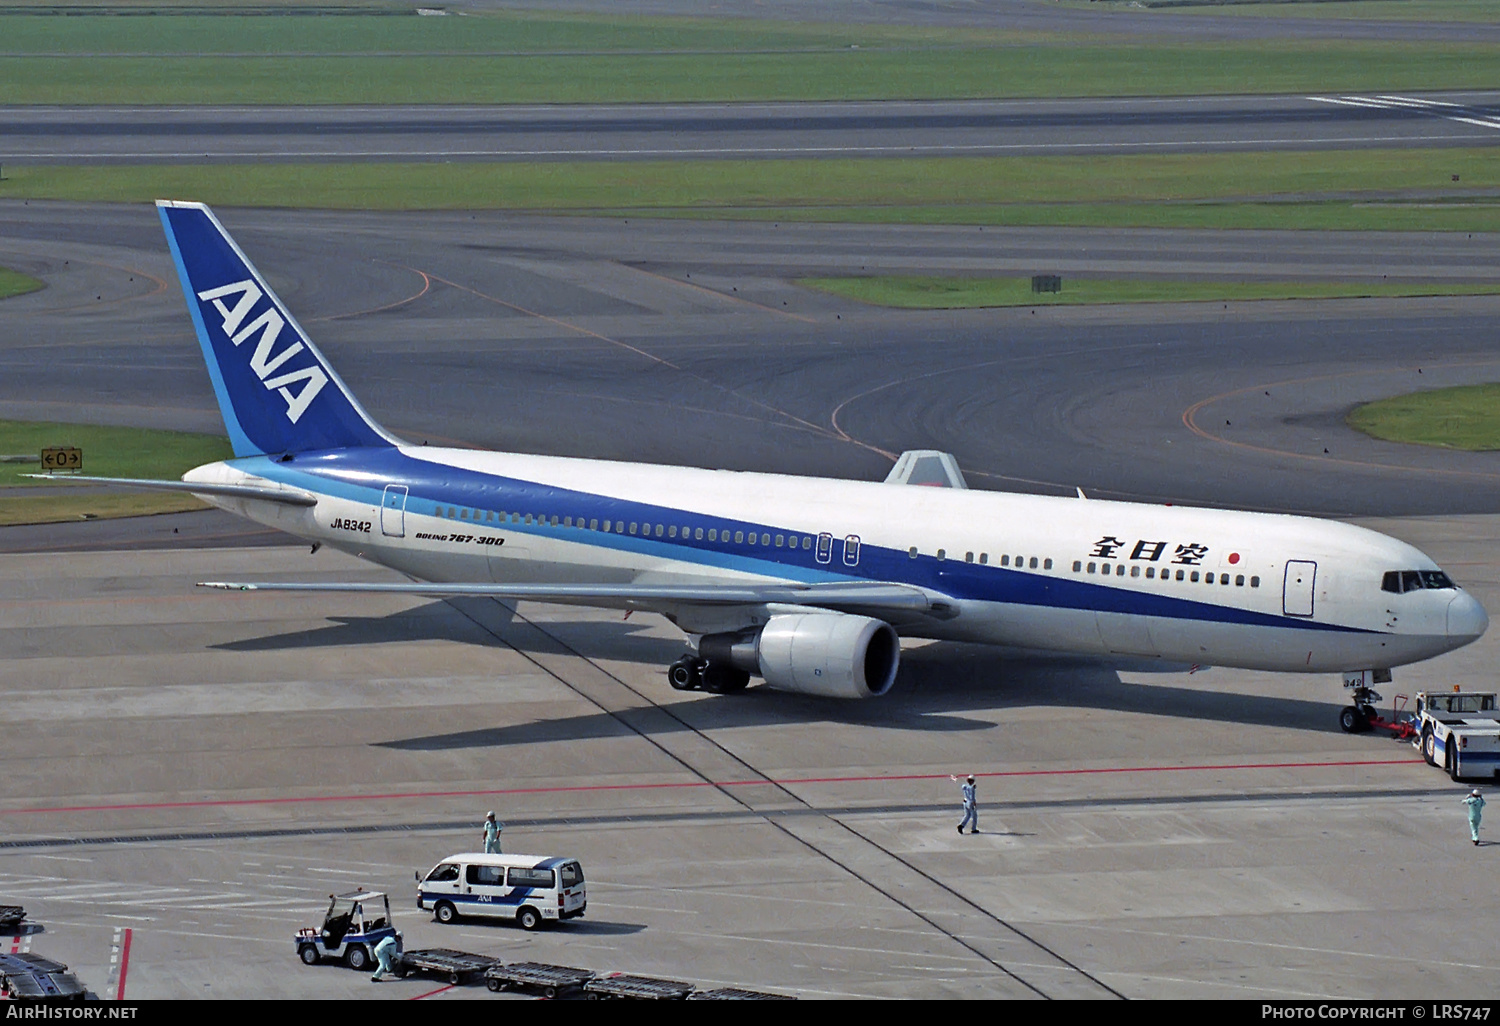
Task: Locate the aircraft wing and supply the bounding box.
[197,579,957,618]
[22,474,320,507]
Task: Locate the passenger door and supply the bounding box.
[380,484,408,538]
[1283,560,1317,617]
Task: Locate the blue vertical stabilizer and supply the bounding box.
[157,200,397,458]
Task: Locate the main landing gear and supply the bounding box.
[667,656,750,694]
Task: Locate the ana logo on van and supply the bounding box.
[197,278,328,424]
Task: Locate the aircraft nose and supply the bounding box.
[1447,592,1489,640]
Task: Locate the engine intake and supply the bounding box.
[702,612,900,699]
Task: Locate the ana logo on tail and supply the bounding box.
[196,278,328,424]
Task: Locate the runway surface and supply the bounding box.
[2,203,1499,998]
[8,93,1500,164]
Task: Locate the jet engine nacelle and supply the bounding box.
[755,612,900,699]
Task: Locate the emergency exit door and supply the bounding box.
[1283,560,1316,617]
[381,484,408,538]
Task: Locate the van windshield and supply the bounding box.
[559,862,583,888]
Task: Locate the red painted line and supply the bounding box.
[0,758,1422,817]
[115,928,132,1000]
[411,983,454,1000]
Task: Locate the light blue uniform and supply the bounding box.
[958,780,977,834]
[1463,793,1485,843]
[483,817,503,854]
[372,935,399,982]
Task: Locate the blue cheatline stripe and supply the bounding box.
[230,447,1382,638]
[159,205,258,458]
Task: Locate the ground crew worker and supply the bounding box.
[482,811,503,854]
[371,934,400,983]
[951,774,977,834]
[1463,788,1485,846]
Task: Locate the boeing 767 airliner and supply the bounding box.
[45,201,1487,731]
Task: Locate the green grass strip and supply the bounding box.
[798,276,1500,309]
[0,420,232,524]
[0,267,45,300]
[1347,384,1500,452]
[3,150,1496,231]
[5,44,1498,104]
[1,12,1498,105]
[0,420,232,488]
[1121,0,1500,24]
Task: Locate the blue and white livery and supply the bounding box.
[73,202,1488,725]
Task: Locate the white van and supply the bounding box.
[417,853,586,930]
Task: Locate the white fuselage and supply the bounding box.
[186,445,1488,675]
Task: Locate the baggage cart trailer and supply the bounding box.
[399,949,501,985]
[0,953,88,1003]
[484,961,595,998]
[689,987,796,1000]
[584,972,694,1000]
[0,906,25,930]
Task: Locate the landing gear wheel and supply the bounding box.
[701,665,751,694]
[667,658,701,691]
[1339,706,1365,734]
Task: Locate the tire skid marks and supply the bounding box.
[1308,94,1500,132]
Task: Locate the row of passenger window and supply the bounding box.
[435,505,813,550]
[905,548,1055,570]
[1075,559,1261,587]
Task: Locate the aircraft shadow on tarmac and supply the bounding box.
[375,639,1362,752]
[204,598,1362,746]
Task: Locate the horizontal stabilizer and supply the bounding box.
[24,474,319,507]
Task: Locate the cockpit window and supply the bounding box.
[1382,570,1457,594]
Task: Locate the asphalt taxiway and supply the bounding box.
[2,203,1499,998]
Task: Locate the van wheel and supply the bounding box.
[345,945,369,971]
[518,906,542,931]
[299,946,319,966]
[435,901,457,924]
